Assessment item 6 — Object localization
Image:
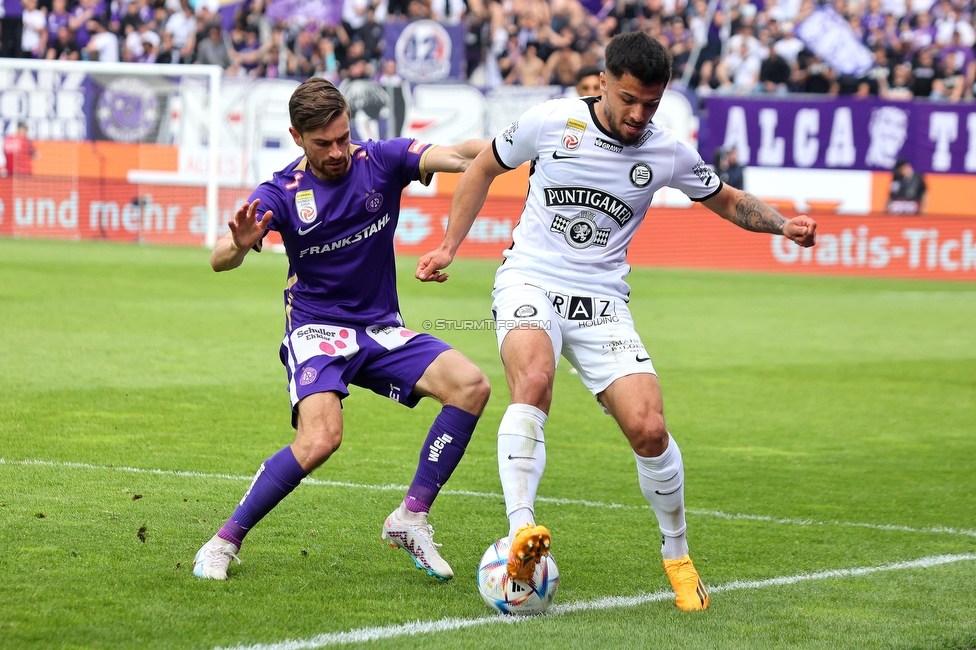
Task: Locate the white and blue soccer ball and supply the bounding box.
[477,538,559,615]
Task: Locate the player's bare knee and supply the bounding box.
[627,414,669,457]
[451,365,490,414]
[510,367,554,407]
[295,427,342,469]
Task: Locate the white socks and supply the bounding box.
[634,435,689,560]
[497,403,547,543]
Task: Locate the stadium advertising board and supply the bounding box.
[701,97,976,175]
[390,201,976,281]
[1,178,973,280]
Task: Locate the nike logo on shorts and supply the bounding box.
[636,354,651,362]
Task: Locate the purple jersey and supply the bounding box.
[250,138,434,327]
[48,10,70,41]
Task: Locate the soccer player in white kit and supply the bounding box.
[418,32,817,611]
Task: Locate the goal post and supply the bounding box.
[0,58,224,246]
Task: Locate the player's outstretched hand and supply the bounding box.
[416,248,453,283]
[229,199,272,251]
[783,214,817,247]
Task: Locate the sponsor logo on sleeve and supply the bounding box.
[562,118,587,151]
[408,141,427,155]
[502,120,518,144]
[692,160,714,187]
[295,189,317,224]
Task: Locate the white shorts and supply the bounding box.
[491,282,657,396]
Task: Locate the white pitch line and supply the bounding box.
[3,457,975,539]
[215,553,976,650]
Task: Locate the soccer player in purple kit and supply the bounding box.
[192,77,490,582]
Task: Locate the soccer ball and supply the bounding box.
[477,538,559,615]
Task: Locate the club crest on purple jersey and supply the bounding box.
[365,192,384,212]
[299,366,317,385]
[295,189,317,223]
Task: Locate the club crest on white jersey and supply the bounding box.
[561,118,586,151]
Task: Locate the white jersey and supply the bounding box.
[492,96,722,298]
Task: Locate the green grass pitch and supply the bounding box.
[0,237,974,650]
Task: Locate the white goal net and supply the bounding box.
[0,59,303,247]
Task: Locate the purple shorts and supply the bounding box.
[279,321,451,427]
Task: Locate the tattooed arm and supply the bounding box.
[702,185,818,247]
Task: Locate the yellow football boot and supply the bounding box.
[662,555,709,611]
[506,524,551,580]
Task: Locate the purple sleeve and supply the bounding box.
[248,182,287,234]
[372,138,434,187]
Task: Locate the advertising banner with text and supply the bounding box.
[2,179,974,281]
[701,97,976,175]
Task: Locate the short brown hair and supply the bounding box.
[288,77,349,135]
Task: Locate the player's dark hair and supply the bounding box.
[604,32,672,86]
[289,77,349,135]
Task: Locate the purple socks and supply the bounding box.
[404,405,478,514]
[217,445,307,547]
[215,406,478,547]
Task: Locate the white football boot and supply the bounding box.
[192,534,241,580]
[381,503,454,581]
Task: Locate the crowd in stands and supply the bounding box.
[3,0,976,101]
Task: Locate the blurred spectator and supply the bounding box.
[879,62,916,99]
[21,0,47,58]
[886,158,926,215]
[431,0,466,24]
[164,0,197,63]
[864,46,893,95]
[119,1,144,39]
[910,46,941,96]
[156,29,180,63]
[505,40,547,85]
[195,20,235,69]
[544,42,583,85]
[573,65,602,96]
[86,17,119,62]
[931,51,965,100]
[235,24,263,74]
[760,50,791,93]
[47,0,71,47]
[940,30,976,98]
[714,146,744,189]
[715,39,761,94]
[796,49,835,93]
[69,0,106,50]
[772,21,804,67]
[3,122,38,176]
[354,8,386,63]
[46,25,80,59]
[902,9,937,52]
[254,28,297,78]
